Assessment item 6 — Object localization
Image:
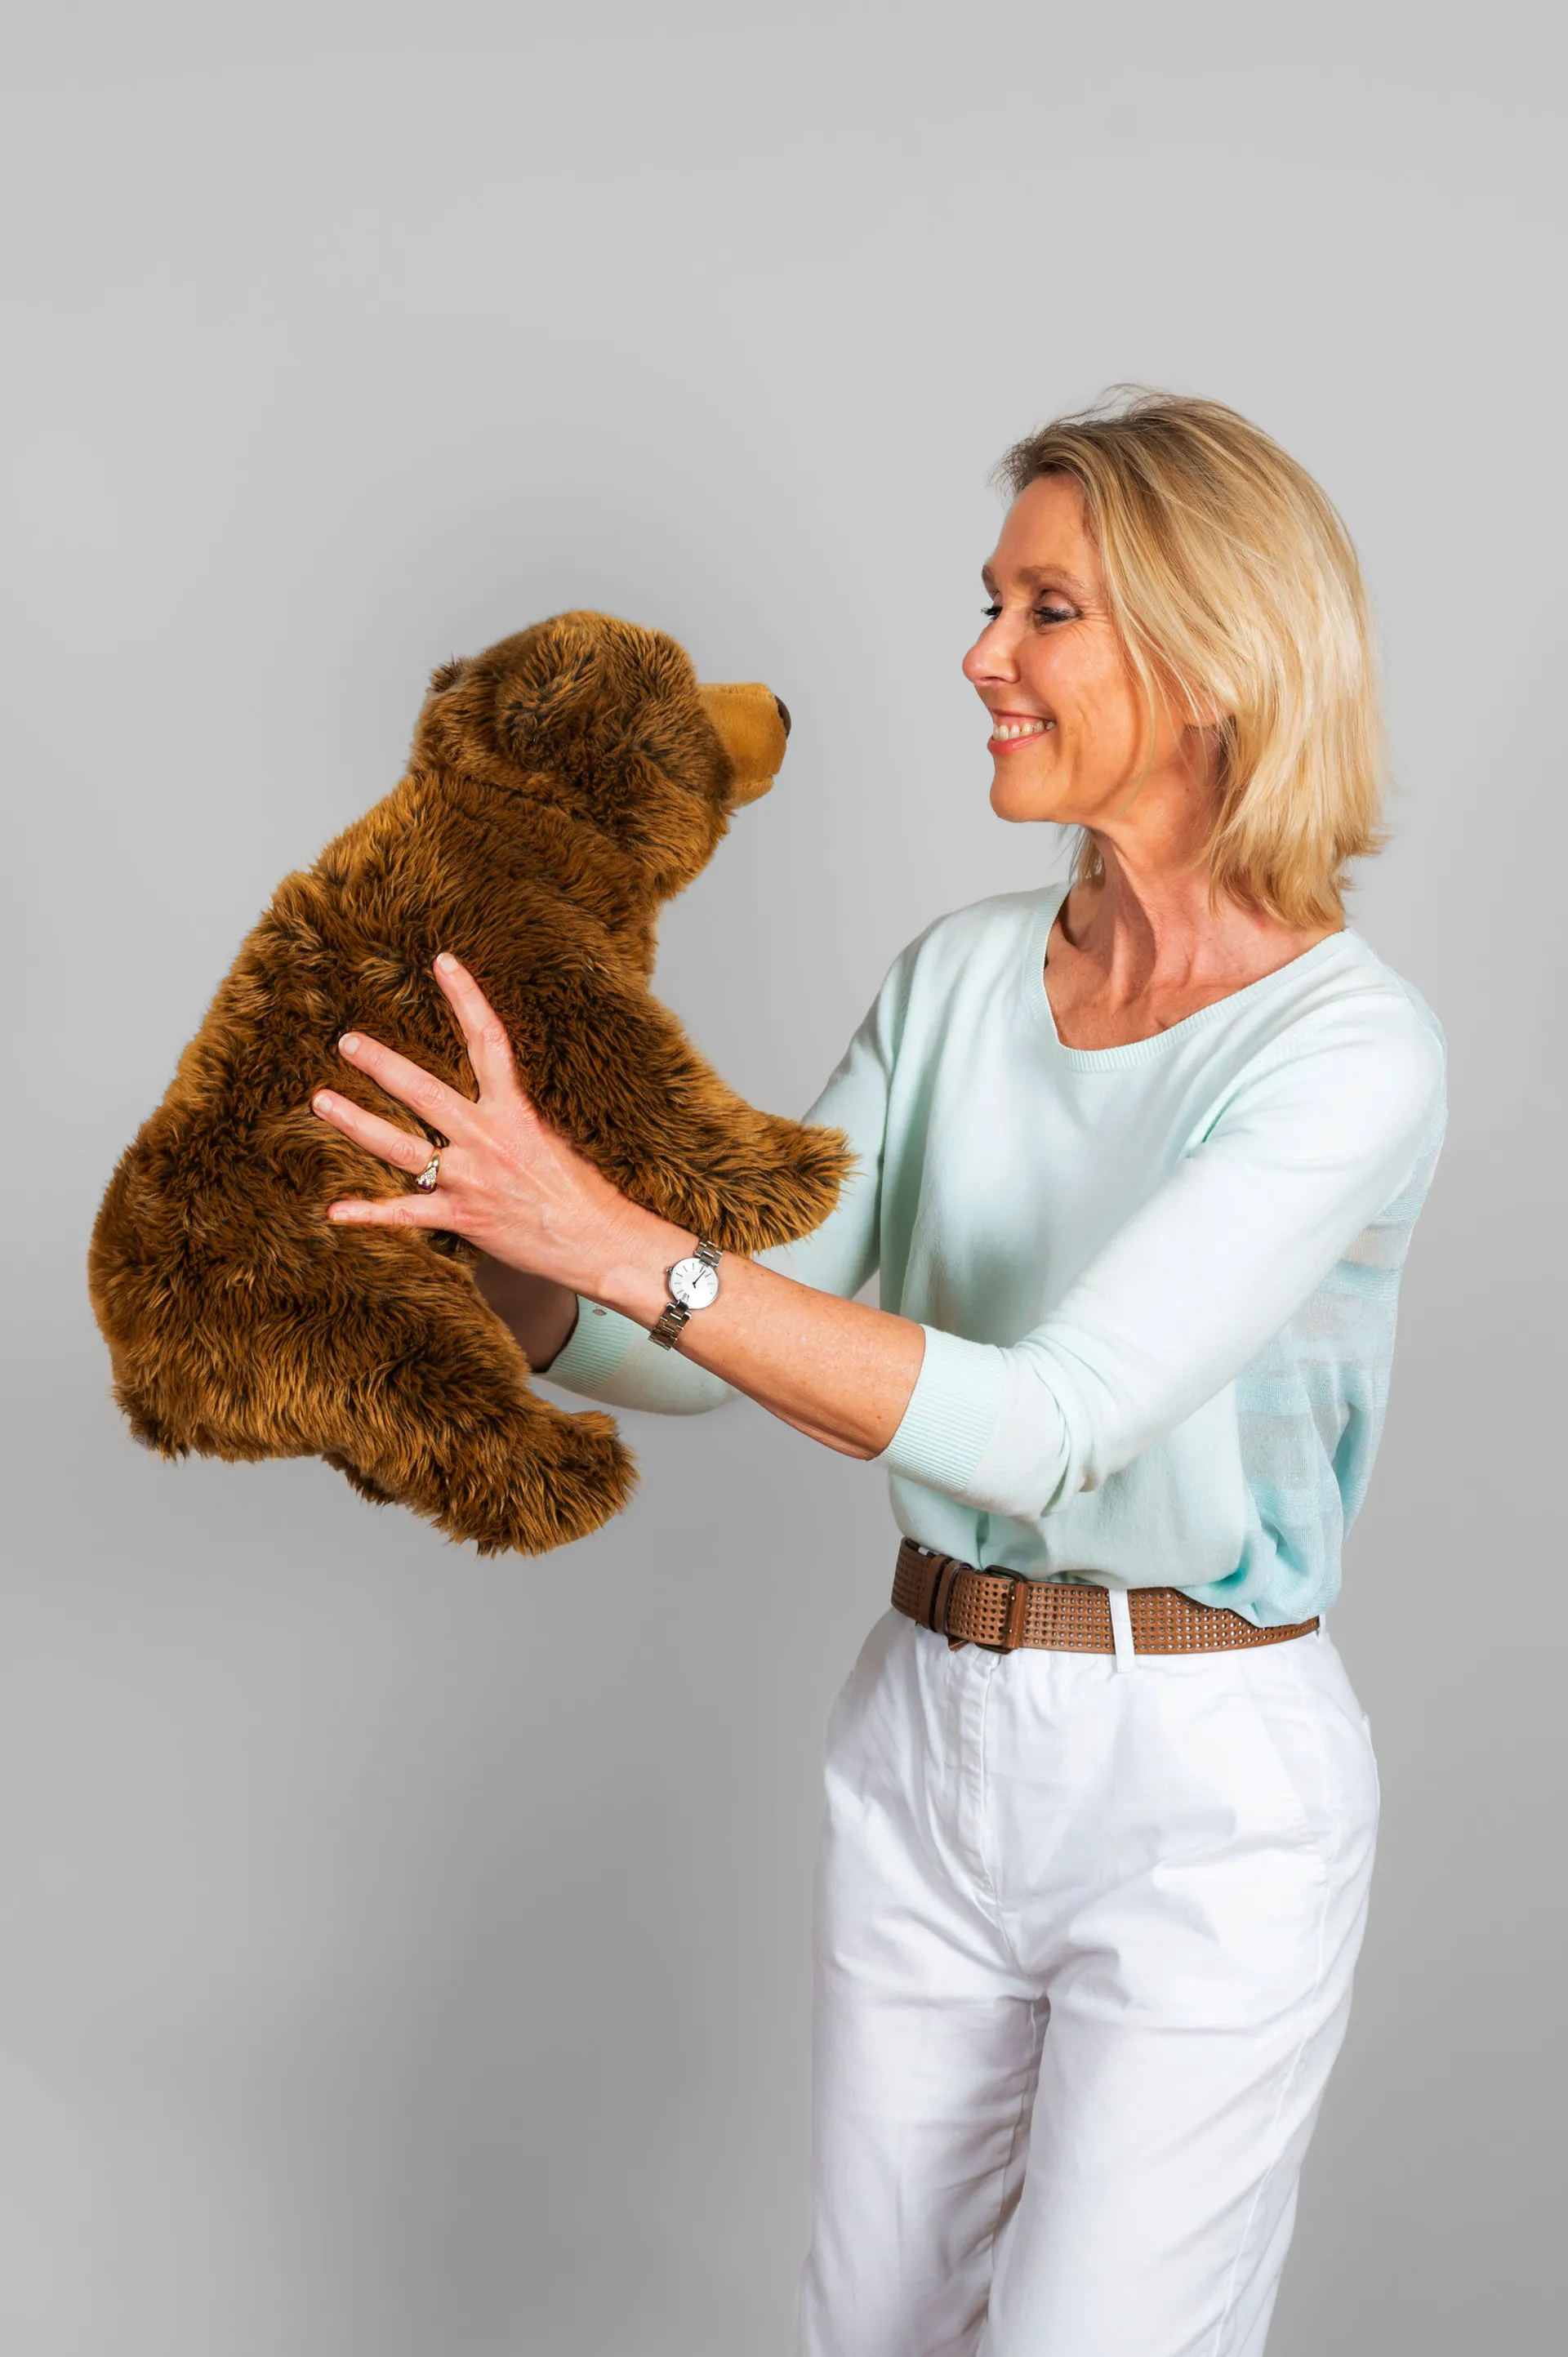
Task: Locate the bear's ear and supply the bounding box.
[497,621,604,764]
[428,657,466,694]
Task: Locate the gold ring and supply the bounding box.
[413,1150,441,1193]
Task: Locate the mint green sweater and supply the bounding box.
[542,883,1446,1625]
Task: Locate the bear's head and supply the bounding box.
[411,612,791,902]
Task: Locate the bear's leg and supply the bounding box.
[96,1119,635,1554]
[320,1456,399,1508]
[308,1263,638,1554]
[203,1248,635,1556]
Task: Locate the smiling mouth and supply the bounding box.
[987,713,1055,747]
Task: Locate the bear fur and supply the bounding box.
[87,612,852,1554]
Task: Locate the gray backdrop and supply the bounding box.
[3,2,1562,2350]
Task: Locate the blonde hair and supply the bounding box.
[995,389,1384,928]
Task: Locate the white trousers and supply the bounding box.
[798,1604,1380,2357]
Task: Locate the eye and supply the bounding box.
[979,599,1077,626]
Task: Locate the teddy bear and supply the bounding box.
[88,612,853,1554]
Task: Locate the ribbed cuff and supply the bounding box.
[879,1326,1009,1499]
[537,1298,644,1393]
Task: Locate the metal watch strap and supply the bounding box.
[648,1236,723,1350]
[648,1301,690,1348]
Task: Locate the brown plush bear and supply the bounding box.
[88,613,852,1553]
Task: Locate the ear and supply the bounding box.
[428,657,466,693]
[497,619,604,763]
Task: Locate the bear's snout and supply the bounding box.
[697,681,790,807]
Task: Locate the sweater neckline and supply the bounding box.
[1026,883,1361,1071]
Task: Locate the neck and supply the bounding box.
[438,773,657,957]
[1062,833,1335,997]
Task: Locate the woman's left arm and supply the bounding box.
[311,954,926,1462]
[885,1003,1448,1520]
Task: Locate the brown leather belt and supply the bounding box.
[892,1537,1319,1655]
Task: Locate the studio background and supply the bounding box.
[3,3,1561,2350]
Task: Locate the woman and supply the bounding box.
[310,393,1446,2355]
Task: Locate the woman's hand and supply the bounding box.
[310,951,641,1297]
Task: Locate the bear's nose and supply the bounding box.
[774,696,791,739]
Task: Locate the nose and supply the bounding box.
[774,695,791,738]
[695,680,788,804]
[963,622,1018,687]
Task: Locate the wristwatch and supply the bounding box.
[648,1236,724,1349]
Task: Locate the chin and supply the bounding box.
[989,769,1071,827]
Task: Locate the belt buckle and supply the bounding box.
[967,1566,1031,1654]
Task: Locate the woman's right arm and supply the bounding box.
[490,971,902,1415]
[471,1257,583,1371]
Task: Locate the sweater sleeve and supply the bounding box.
[537,963,902,1414]
[879,995,1447,1518]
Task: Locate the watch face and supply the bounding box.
[669,1254,720,1310]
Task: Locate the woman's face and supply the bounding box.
[964,474,1204,835]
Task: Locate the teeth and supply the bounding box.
[993,718,1049,739]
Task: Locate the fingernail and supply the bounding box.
[314,1092,334,1112]
[339,1034,359,1054]
[435,952,458,974]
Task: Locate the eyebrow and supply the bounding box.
[981,561,1095,601]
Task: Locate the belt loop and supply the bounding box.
[1108,1587,1137,1673]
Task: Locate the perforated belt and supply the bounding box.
[892,1537,1319,1655]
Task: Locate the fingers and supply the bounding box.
[325,1192,452,1229]
[335,1027,475,1132]
[432,952,530,1106]
[317,960,530,1245]
[311,1088,438,1174]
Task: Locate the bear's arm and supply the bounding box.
[524,982,856,1259]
